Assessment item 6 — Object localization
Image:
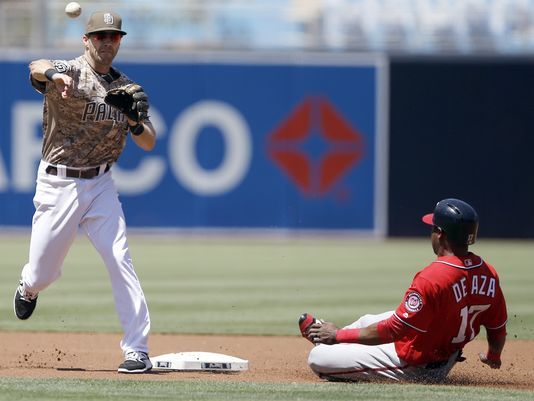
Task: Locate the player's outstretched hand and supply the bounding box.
[51,73,73,99]
[308,321,338,345]
[479,352,501,369]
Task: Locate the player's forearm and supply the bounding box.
[130,121,156,151]
[336,323,384,345]
[335,314,409,345]
[29,59,55,82]
[479,330,506,368]
[487,331,506,357]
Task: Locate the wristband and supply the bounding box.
[129,122,145,136]
[44,68,58,82]
[335,328,361,343]
[486,350,501,361]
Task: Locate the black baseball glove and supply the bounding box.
[104,83,149,122]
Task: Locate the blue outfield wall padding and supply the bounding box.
[0,54,388,235]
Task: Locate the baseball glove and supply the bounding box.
[104,83,149,122]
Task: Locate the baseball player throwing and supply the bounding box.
[14,11,156,373]
[300,198,507,382]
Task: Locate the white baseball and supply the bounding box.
[65,2,82,18]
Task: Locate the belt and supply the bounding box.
[45,163,111,179]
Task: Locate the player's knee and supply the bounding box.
[308,344,335,373]
[98,242,128,264]
[353,311,394,328]
[354,314,376,327]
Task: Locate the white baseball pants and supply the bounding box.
[20,160,150,356]
[308,311,458,382]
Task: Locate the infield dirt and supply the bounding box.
[0,332,532,391]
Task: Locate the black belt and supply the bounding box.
[45,164,111,179]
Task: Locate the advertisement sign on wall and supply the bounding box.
[0,53,387,234]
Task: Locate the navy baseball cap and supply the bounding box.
[86,11,127,35]
[422,198,479,245]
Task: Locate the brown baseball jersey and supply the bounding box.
[31,56,133,167]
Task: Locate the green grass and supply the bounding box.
[0,235,532,338]
[0,377,532,401]
[0,234,532,400]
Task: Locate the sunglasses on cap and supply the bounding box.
[90,32,122,43]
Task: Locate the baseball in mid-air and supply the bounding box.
[65,2,82,18]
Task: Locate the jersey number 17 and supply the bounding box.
[451,304,490,344]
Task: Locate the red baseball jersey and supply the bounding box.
[393,253,507,365]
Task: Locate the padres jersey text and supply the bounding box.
[31,56,133,167]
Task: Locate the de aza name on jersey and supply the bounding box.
[452,274,497,303]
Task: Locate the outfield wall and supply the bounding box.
[1,52,532,238]
[0,52,388,236]
[389,57,534,239]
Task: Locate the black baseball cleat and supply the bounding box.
[118,351,153,374]
[13,282,38,320]
[299,313,317,342]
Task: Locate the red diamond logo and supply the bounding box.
[267,97,364,196]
